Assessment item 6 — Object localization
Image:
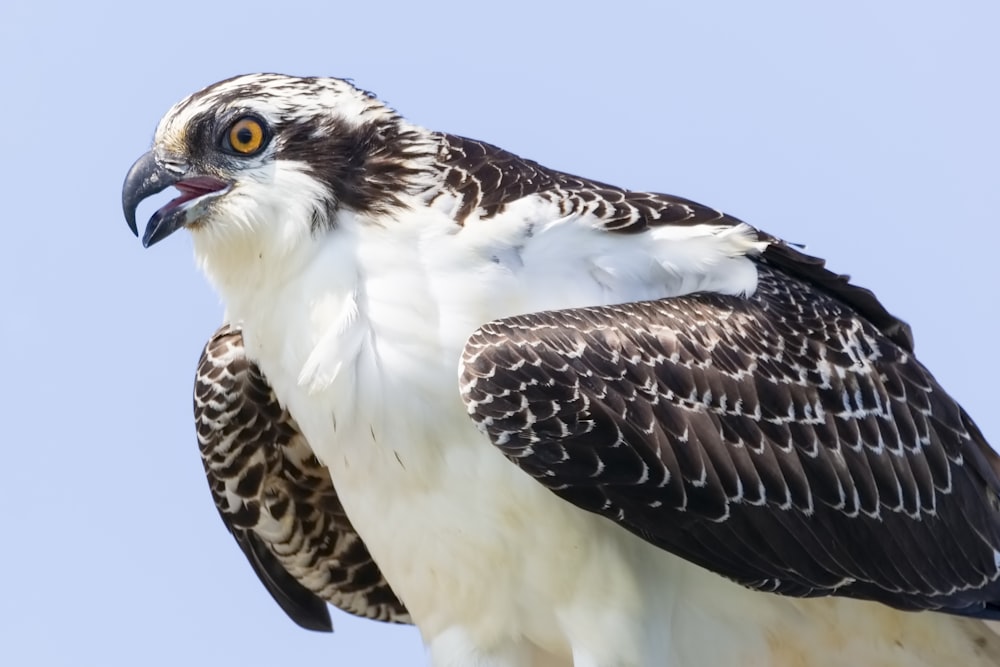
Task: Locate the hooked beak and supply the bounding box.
[122,151,230,247]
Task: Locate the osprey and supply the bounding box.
[124,74,1000,666]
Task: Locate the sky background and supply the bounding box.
[2,1,999,665]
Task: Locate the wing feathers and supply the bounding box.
[195,324,411,629]
[461,264,1000,617]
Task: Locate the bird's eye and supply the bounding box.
[225,116,268,155]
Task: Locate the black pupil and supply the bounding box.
[236,125,255,146]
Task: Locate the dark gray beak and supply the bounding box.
[122,151,229,247]
[122,151,181,246]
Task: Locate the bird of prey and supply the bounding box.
[124,73,1000,666]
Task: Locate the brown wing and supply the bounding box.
[195,324,411,630]
[461,264,1000,619]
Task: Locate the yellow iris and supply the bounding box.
[228,117,265,154]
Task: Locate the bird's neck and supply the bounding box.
[191,208,335,310]
[191,203,456,421]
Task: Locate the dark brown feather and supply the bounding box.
[432,134,914,354]
[461,265,1000,618]
[195,324,411,630]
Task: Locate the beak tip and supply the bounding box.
[122,187,140,237]
[122,150,177,243]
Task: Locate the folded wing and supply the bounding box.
[195,324,411,630]
[461,262,1000,618]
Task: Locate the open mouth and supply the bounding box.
[123,150,234,247]
[153,176,231,221]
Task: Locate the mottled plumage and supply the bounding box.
[125,73,1000,666]
[462,264,1000,615]
[195,324,409,629]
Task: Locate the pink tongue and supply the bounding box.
[175,176,228,200]
[154,176,229,219]
[157,176,227,214]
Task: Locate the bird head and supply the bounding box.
[122,74,438,259]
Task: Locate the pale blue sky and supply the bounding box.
[3,1,998,665]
